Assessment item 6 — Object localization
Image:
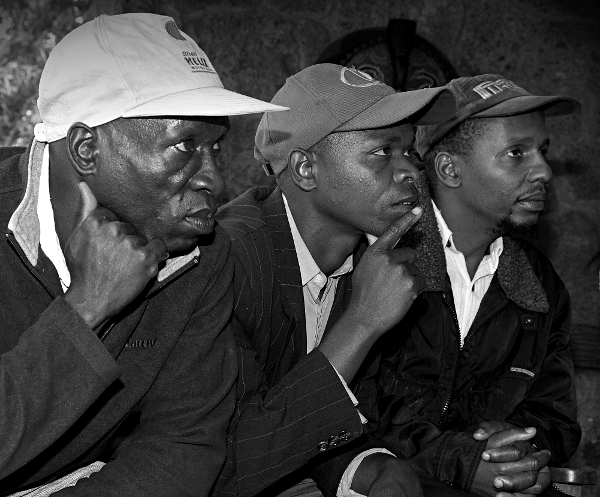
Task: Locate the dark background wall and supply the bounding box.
[2,0,599,492]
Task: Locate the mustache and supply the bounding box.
[517,185,547,200]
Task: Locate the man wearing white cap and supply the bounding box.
[0,13,285,496]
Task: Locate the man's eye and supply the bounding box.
[507,148,522,158]
[373,147,391,156]
[174,139,195,153]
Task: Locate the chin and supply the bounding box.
[165,237,200,257]
[499,215,540,239]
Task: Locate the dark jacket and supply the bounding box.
[374,184,581,491]
[0,144,237,496]
[215,187,379,497]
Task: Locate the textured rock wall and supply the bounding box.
[172,0,600,490]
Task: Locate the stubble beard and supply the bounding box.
[498,209,540,240]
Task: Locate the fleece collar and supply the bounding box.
[403,175,550,314]
[7,138,198,282]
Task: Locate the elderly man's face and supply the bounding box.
[89,116,229,255]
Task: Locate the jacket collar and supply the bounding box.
[407,176,549,313]
[7,138,199,281]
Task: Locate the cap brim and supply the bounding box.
[472,94,580,118]
[122,86,288,118]
[335,86,457,132]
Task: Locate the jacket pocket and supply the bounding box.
[470,370,535,422]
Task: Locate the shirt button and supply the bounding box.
[317,441,328,452]
[525,317,533,325]
[314,274,325,284]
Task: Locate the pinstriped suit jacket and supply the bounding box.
[214,187,381,497]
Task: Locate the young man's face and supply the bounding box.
[455,111,552,237]
[88,116,229,255]
[311,122,421,237]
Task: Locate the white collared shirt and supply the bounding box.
[283,195,354,352]
[432,201,503,345]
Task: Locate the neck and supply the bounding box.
[48,143,81,253]
[283,189,361,276]
[433,194,501,279]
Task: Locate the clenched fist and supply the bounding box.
[64,183,168,329]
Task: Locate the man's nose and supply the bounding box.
[528,154,553,184]
[189,152,225,197]
[393,159,420,184]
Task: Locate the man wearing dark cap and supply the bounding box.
[216,64,456,496]
[0,13,286,496]
[374,75,581,496]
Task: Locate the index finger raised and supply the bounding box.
[372,206,422,251]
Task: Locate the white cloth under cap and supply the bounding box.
[36,13,287,143]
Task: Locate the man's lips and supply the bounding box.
[516,191,547,211]
[392,193,419,208]
[183,206,216,232]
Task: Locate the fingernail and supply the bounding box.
[525,427,536,434]
[481,452,490,461]
[494,479,504,489]
[411,206,422,215]
[474,429,484,435]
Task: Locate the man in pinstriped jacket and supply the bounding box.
[215,63,457,497]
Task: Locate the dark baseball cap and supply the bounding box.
[415,73,581,157]
[255,63,457,176]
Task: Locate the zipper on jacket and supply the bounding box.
[437,292,509,428]
[438,292,461,428]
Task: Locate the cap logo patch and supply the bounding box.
[340,67,382,88]
[181,51,217,74]
[165,20,186,41]
[473,78,521,99]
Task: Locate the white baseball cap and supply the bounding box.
[36,13,288,143]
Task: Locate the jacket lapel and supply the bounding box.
[261,189,307,368]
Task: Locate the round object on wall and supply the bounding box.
[316,19,458,91]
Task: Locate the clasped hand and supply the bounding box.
[471,421,551,497]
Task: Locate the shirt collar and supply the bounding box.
[282,193,353,287]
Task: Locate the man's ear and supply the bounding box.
[288,149,317,192]
[435,152,461,188]
[66,122,99,177]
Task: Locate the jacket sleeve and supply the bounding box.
[215,255,364,497]
[56,240,238,497]
[506,280,581,465]
[0,297,121,480]
[309,346,386,497]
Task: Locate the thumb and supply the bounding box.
[371,206,422,251]
[487,427,536,449]
[73,182,98,230]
